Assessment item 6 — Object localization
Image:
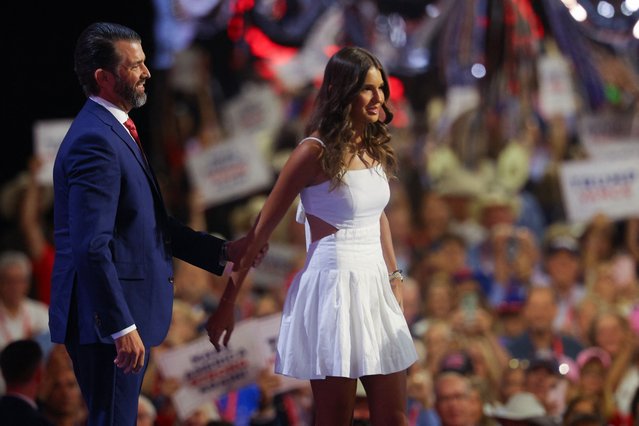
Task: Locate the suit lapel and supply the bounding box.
[86,101,164,203]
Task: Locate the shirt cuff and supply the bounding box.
[111,324,137,340]
[219,241,229,267]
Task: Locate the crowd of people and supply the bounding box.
[2,115,638,425]
[1,7,639,426]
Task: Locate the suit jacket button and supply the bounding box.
[94,313,101,325]
[168,276,174,285]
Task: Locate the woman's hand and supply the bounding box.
[391,279,404,312]
[206,278,238,352]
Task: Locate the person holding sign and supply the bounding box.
[207,46,418,425]
[50,22,266,425]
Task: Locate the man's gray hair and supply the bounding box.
[0,250,32,278]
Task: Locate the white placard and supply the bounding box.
[583,138,639,161]
[155,313,307,420]
[578,113,639,161]
[186,138,273,207]
[222,82,284,137]
[537,53,577,118]
[251,242,303,289]
[559,159,639,223]
[249,313,309,394]
[33,119,72,185]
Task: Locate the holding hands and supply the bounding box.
[224,237,269,267]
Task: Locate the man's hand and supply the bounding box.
[114,329,145,374]
[226,237,269,268]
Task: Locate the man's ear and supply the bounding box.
[94,68,112,87]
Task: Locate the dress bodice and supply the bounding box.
[295,138,390,229]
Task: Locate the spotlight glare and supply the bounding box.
[626,0,639,12]
[426,4,440,18]
[597,1,615,18]
[570,4,588,21]
[471,63,486,79]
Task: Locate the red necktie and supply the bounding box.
[123,117,146,160]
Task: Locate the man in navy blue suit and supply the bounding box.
[50,22,265,425]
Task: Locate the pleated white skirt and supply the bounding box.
[275,224,418,380]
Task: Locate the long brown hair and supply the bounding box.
[305,46,398,187]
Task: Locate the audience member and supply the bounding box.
[401,276,425,332]
[494,296,527,347]
[507,286,583,362]
[409,191,452,283]
[38,344,87,426]
[0,250,49,350]
[434,371,472,426]
[406,365,439,426]
[434,166,484,249]
[468,376,499,426]
[570,347,615,420]
[523,354,568,418]
[562,395,604,426]
[540,232,585,337]
[466,188,529,295]
[137,394,157,426]
[17,157,55,305]
[422,319,454,377]
[0,248,51,394]
[579,214,617,278]
[412,272,454,337]
[592,311,639,424]
[141,298,205,426]
[0,339,53,426]
[497,361,527,408]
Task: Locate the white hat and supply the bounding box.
[485,392,558,426]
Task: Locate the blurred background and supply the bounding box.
[3,0,639,238]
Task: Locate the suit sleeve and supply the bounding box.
[65,132,134,337]
[167,216,226,276]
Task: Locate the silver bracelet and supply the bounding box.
[389,269,404,283]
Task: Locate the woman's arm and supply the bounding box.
[207,141,324,350]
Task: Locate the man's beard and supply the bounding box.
[114,76,147,109]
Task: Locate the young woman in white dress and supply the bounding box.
[207,46,418,426]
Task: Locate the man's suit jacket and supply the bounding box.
[49,99,225,347]
[0,395,53,426]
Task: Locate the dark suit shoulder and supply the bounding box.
[0,395,54,426]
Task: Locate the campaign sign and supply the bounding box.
[186,138,273,207]
[251,242,304,289]
[155,319,263,420]
[249,313,309,394]
[155,313,307,420]
[578,113,639,161]
[33,119,72,185]
[559,159,639,223]
[537,53,577,118]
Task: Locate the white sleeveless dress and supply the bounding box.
[275,138,418,380]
